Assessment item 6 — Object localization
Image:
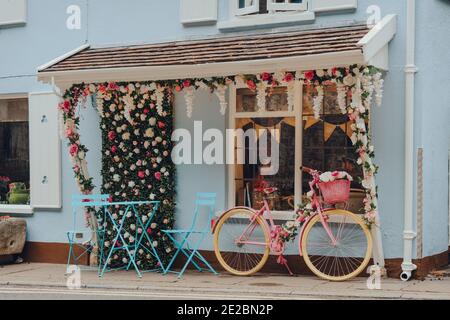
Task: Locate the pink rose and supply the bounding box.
[331,171,339,177]
[138,171,145,179]
[158,121,165,129]
[261,72,271,82]
[111,146,118,153]
[304,71,315,81]
[182,79,191,88]
[108,82,119,91]
[59,101,71,113]
[73,165,80,173]
[65,128,74,138]
[246,80,256,91]
[154,172,161,181]
[175,85,182,92]
[69,144,79,157]
[108,131,116,141]
[283,72,294,83]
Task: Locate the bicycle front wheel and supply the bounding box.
[301,209,372,281]
[214,208,270,276]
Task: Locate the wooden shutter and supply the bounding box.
[180,0,218,24]
[29,92,61,208]
[311,0,357,12]
[0,0,27,26]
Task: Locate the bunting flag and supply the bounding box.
[303,116,354,142]
[304,116,321,130]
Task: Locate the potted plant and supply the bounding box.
[7,182,30,205]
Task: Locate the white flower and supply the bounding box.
[130,224,136,231]
[122,257,128,264]
[286,221,295,228]
[128,181,135,188]
[343,74,355,86]
[78,151,85,160]
[124,232,130,238]
[113,174,120,182]
[122,132,131,140]
[151,223,157,229]
[316,69,325,77]
[149,117,156,126]
[152,241,158,247]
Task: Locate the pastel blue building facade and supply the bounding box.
[0,0,449,278]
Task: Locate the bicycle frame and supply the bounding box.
[233,168,338,257]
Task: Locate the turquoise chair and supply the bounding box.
[67,194,109,275]
[162,193,219,278]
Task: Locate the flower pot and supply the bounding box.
[7,183,30,205]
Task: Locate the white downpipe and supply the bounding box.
[401,0,418,281]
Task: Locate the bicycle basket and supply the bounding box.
[318,180,351,204]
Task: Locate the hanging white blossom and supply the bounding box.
[184,86,195,118]
[336,82,347,115]
[214,84,228,115]
[256,82,267,112]
[155,86,165,116]
[195,80,209,91]
[286,82,295,112]
[373,72,384,107]
[313,85,324,119]
[122,94,135,125]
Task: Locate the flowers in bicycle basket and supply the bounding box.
[319,171,353,183]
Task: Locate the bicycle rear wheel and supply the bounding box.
[301,209,372,281]
[214,208,270,276]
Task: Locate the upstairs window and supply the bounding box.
[234,0,307,16]
[236,0,260,16]
[267,0,308,12]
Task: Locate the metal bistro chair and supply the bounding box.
[162,193,219,278]
[67,194,109,275]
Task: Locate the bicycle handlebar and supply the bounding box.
[300,166,320,175]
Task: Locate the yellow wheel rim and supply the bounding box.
[214,208,270,276]
[301,209,373,281]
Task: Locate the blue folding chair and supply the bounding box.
[67,194,109,275]
[162,193,218,278]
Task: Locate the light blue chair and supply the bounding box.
[162,193,219,278]
[67,194,109,275]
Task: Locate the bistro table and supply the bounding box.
[99,200,161,278]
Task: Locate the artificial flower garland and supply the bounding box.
[59,64,384,263]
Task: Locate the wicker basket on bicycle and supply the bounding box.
[317,179,351,205]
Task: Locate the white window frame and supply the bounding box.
[234,0,260,16]
[227,83,302,220]
[267,0,308,12]
[0,93,33,215]
[221,0,313,31]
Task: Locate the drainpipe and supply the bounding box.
[401,0,418,281]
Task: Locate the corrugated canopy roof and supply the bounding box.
[39,24,371,73]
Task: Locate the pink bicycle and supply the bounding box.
[213,167,372,281]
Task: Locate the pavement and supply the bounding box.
[0,263,450,300]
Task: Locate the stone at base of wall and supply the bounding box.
[21,241,449,279]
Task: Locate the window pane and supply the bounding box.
[236,88,257,112]
[266,87,288,111]
[0,99,30,205]
[302,84,364,191]
[234,117,295,211]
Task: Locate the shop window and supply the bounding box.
[0,98,30,205]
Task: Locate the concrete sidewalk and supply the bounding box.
[0,263,449,300]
